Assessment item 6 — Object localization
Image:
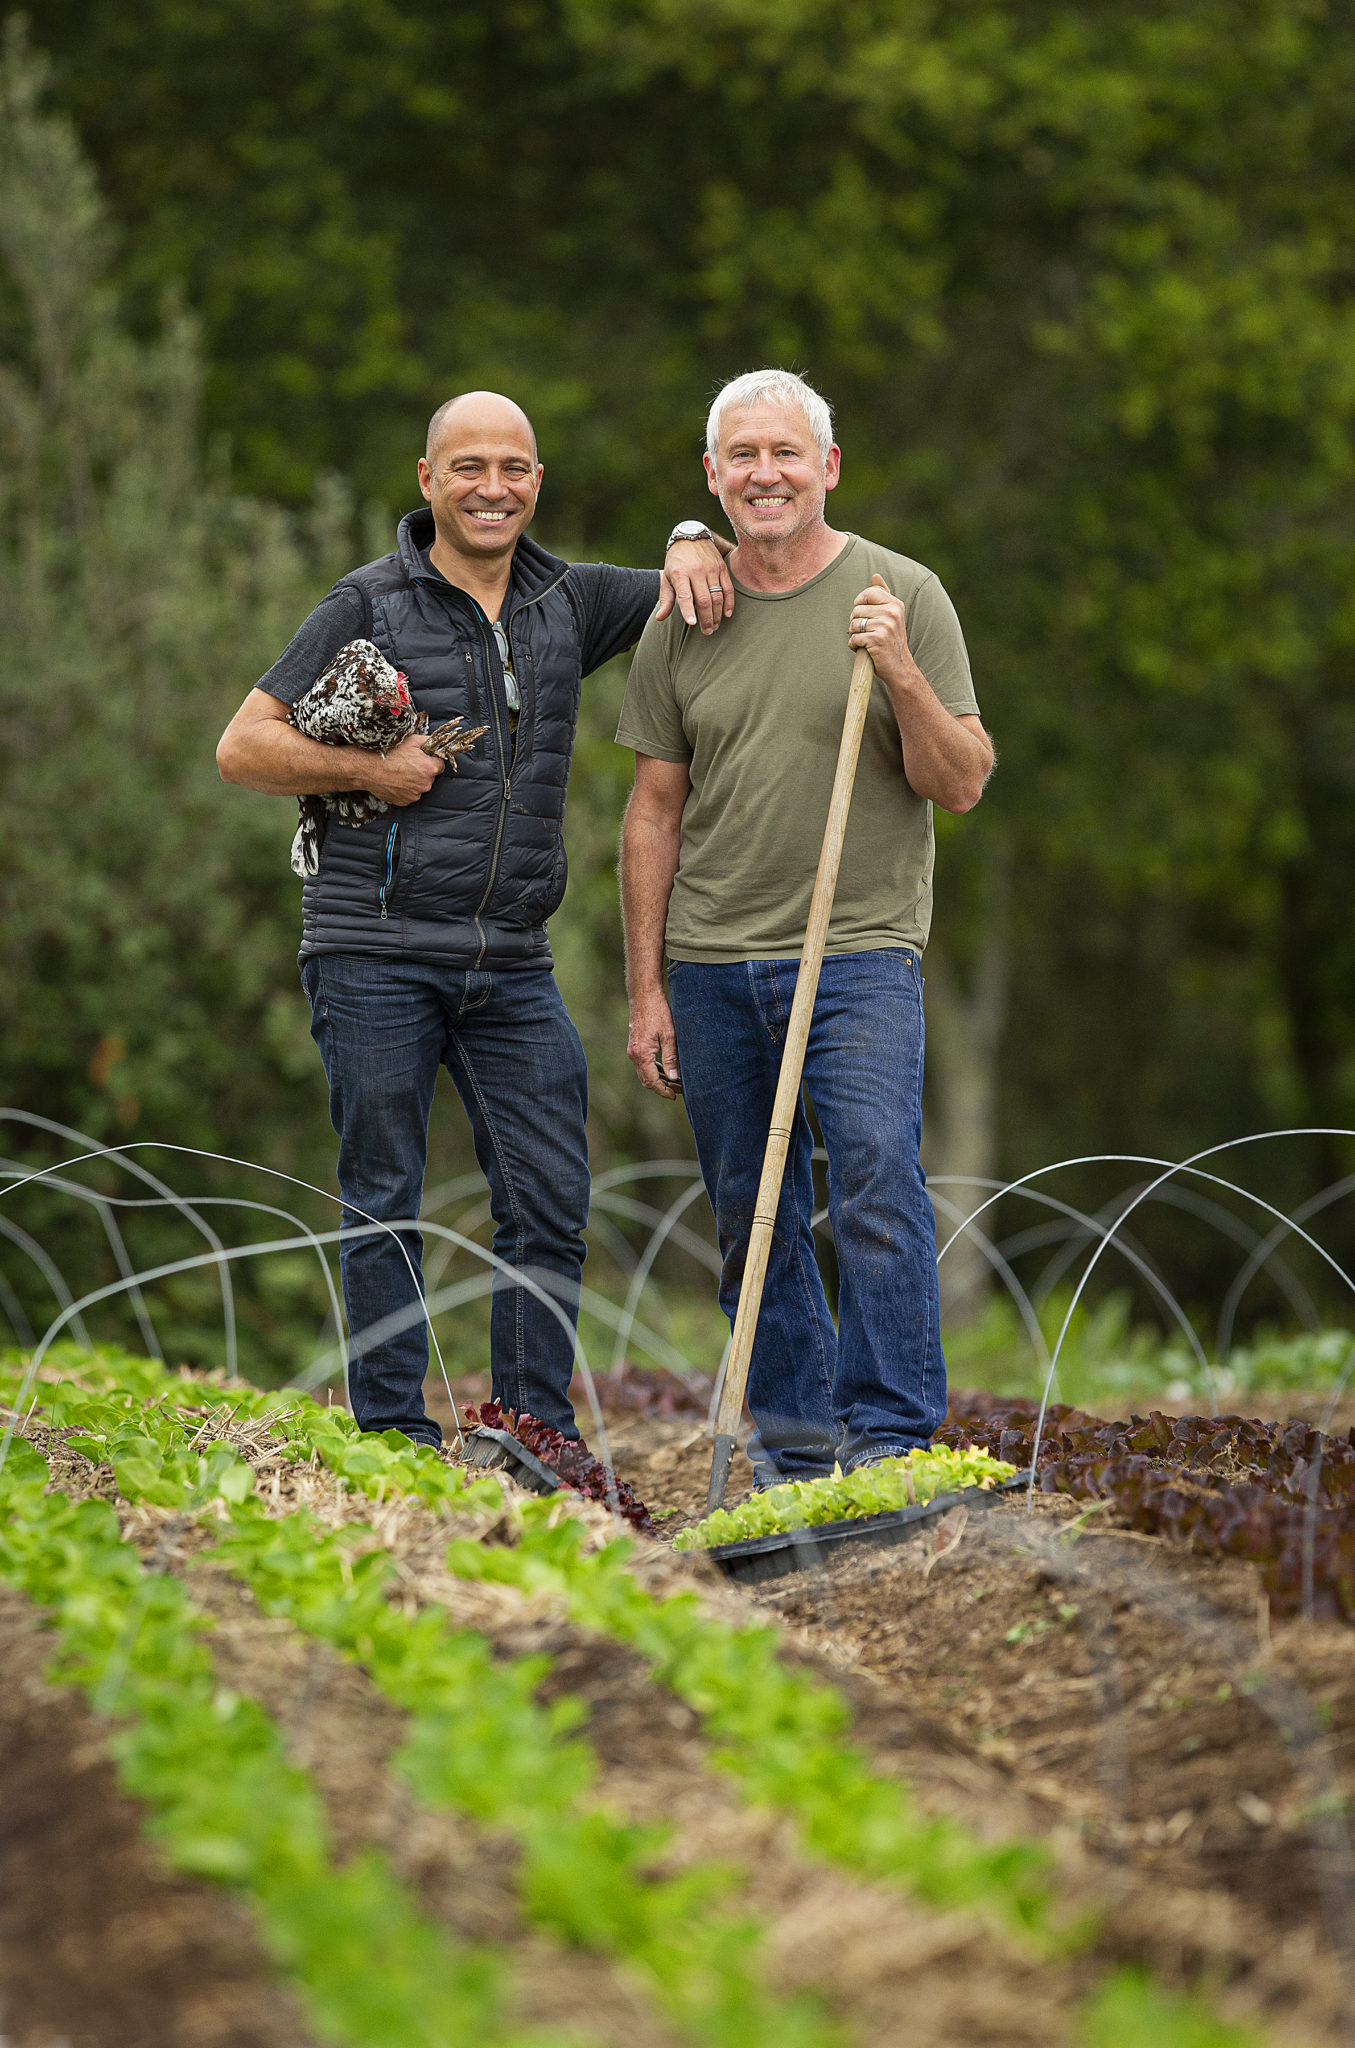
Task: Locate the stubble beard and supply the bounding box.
[450,500,532,560]
[720,485,825,553]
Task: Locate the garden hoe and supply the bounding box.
[706,644,877,1512]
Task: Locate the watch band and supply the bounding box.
[666,520,715,551]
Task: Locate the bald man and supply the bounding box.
[218,391,732,1449]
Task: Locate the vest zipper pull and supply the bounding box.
[380,821,398,918]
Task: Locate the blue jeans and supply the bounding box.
[301,956,590,1446]
[667,950,945,1482]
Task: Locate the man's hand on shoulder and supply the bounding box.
[657,530,735,636]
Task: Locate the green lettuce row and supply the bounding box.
[444,1505,1061,1939]
[8,1355,843,2048]
[675,1444,1019,1551]
[441,1523,1272,2044]
[1079,1968,1268,2048]
[208,1496,843,2048]
[5,1349,1057,1937]
[16,1345,483,1513]
[0,1433,560,2048]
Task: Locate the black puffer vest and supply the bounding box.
[299,512,583,970]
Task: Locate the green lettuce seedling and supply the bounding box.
[675,1444,1017,1551]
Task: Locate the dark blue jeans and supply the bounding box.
[301,956,590,1446]
[667,950,946,1482]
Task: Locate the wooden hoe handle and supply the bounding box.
[706,648,877,1513]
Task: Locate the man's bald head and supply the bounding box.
[417,390,544,574]
[425,390,538,467]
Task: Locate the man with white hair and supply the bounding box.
[617,369,993,1482]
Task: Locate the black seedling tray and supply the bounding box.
[703,1470,1034,1585]
[462,1424,562,1497]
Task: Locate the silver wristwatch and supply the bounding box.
[666,519,715,550]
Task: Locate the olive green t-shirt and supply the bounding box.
[615,533,980,962]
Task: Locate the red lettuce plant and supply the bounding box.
[938,1392,1355,1620]
[464,1401,658,1535]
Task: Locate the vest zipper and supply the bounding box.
[470,608,512,967]
[466,571,568,969]
[379,821,399,919]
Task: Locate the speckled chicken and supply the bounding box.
[288,639,487,877]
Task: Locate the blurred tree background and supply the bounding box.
[2,0,1354,1374]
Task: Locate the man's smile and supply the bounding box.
[465,507,514,524]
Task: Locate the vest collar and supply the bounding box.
[395,507,568,607]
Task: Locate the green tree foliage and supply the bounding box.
[0,25,361,1358]
[0,24,348,1156]
[9,0,1355,1337]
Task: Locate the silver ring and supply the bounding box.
[707,583,722,593]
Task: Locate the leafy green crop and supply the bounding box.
[446,1505,1059,1941]
[1079,1969,1268,2048]
[674,1445,1018,1551]
[7,1351,841,2048]
[205,1499,844,2048]
[4,1345,502,1514]
[0,1433,559,2048]
[10,1350,1053,1935]
[2,1348,1279,2045]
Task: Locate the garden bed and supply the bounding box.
[2,1351,1352,2046]
[602,1405,1355,2043]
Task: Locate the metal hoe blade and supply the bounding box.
[706,1432,737,1514]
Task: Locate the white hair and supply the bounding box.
[705,369,834,464]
